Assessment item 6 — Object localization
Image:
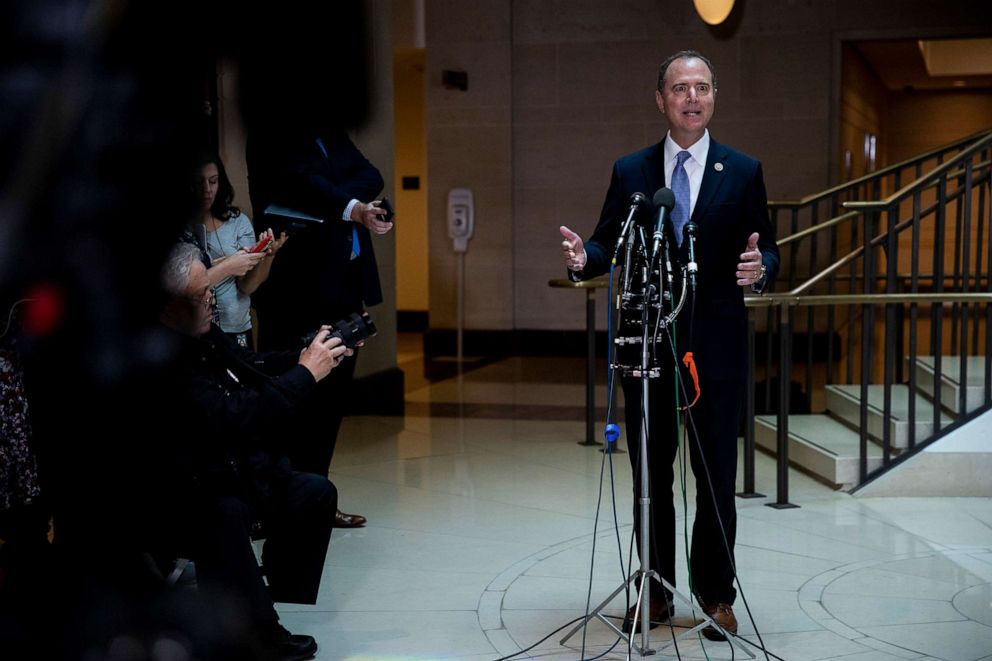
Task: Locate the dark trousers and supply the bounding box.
[255,279,362,478]
[282,350,356,477]
[621,364,742,606]
[191,471,337,624]
[256,313,357,476]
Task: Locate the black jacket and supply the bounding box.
[247,128,385,326]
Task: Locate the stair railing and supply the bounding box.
[740,129,992,504]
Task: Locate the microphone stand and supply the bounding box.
[560,229,751,658]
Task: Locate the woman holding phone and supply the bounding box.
[186,152,287,349]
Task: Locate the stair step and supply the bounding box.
[825,384,954,449]
[913,356,989,415]
[755,414,882,490]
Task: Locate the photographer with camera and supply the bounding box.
[154,242,355,660]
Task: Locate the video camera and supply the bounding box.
[301,311,377,349]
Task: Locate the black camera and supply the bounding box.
[302,311,377,349]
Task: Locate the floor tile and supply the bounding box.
[298,353,992,661]
[275,609,495,660]
[859,620,992,660]
[824,566,974,602]
[821,592,965,627]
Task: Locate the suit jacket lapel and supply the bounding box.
[692,138,730,223]
[641,141,666,195]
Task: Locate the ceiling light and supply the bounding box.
[693,0,735,26]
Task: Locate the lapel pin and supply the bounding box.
[714,162,724,172]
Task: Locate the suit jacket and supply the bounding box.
[247,128,384,331]
[581,137,780,381]
[166,324,316,486]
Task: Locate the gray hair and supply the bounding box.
[657,50,717,92]
[161,242,202,294]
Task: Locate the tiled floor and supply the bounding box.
[277,349,992,661]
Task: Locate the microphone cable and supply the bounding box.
[576,262,629,660]
[497,258,638,661]
[659,312,775,661]
[490,615,623,661]
[625,263,685,661]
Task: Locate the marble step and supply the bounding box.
[755,414,882,490]
[912,355,990,415]
[825,384,954,449]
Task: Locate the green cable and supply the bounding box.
[671,302,713,660]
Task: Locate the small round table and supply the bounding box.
[548,275,612,446]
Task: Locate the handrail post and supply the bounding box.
[859,210,878,484]
[739,315,764,498]
[959,159,974,414]
[883,205,899,468]
[585,287,596,445]
[985,172,992,406]
[768,302,798,509]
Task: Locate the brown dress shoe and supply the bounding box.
[702,602,737,641]
[334,509,367,528]
[621,596,673,633]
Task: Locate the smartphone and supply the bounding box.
[247,235,273,253]
[377,197,395,223]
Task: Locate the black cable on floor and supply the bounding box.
[495,263,634,661]
[662,322,773,661]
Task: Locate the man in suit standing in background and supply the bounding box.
[247,125,393,529]
[559,50,779,640]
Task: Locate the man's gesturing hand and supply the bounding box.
[736,232,764,287]
[560,226,587,272]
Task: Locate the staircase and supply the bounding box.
[753,355,979,490]
[740,129,992,498]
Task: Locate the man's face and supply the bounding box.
[655,57,716,148]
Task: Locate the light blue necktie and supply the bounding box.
[316,137,361,258]
[671,150,692,247]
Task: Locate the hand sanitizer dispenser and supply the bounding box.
[447,188,474,253]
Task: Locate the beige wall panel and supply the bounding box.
[424,0,990,333]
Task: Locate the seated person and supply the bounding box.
[155,242,350,661]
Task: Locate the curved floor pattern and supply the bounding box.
[276,357,992,660]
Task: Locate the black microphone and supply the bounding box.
[685,222,699,287]
[649,188,676,265]
[613,192,651,256]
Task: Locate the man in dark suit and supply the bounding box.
[559,50,779,640]
[247,126,393,528]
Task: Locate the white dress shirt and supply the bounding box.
[663,129,710,218]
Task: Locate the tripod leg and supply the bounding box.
[559,570,640,645]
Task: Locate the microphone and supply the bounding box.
[613,192,651,256]
[649,188,676,265]
[685,222,699,287]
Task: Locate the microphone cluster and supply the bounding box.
[615,188,698,278]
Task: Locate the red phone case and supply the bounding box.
[248,236,273,253]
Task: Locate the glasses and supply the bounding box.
[185,290,216,309]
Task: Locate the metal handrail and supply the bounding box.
[774,155,992,246]
[767,128,992,208]
[746,292,992,308]
[743,128,992,508]
[845,133,992,210]
[775,145,992,295]
[777,210,859,247]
